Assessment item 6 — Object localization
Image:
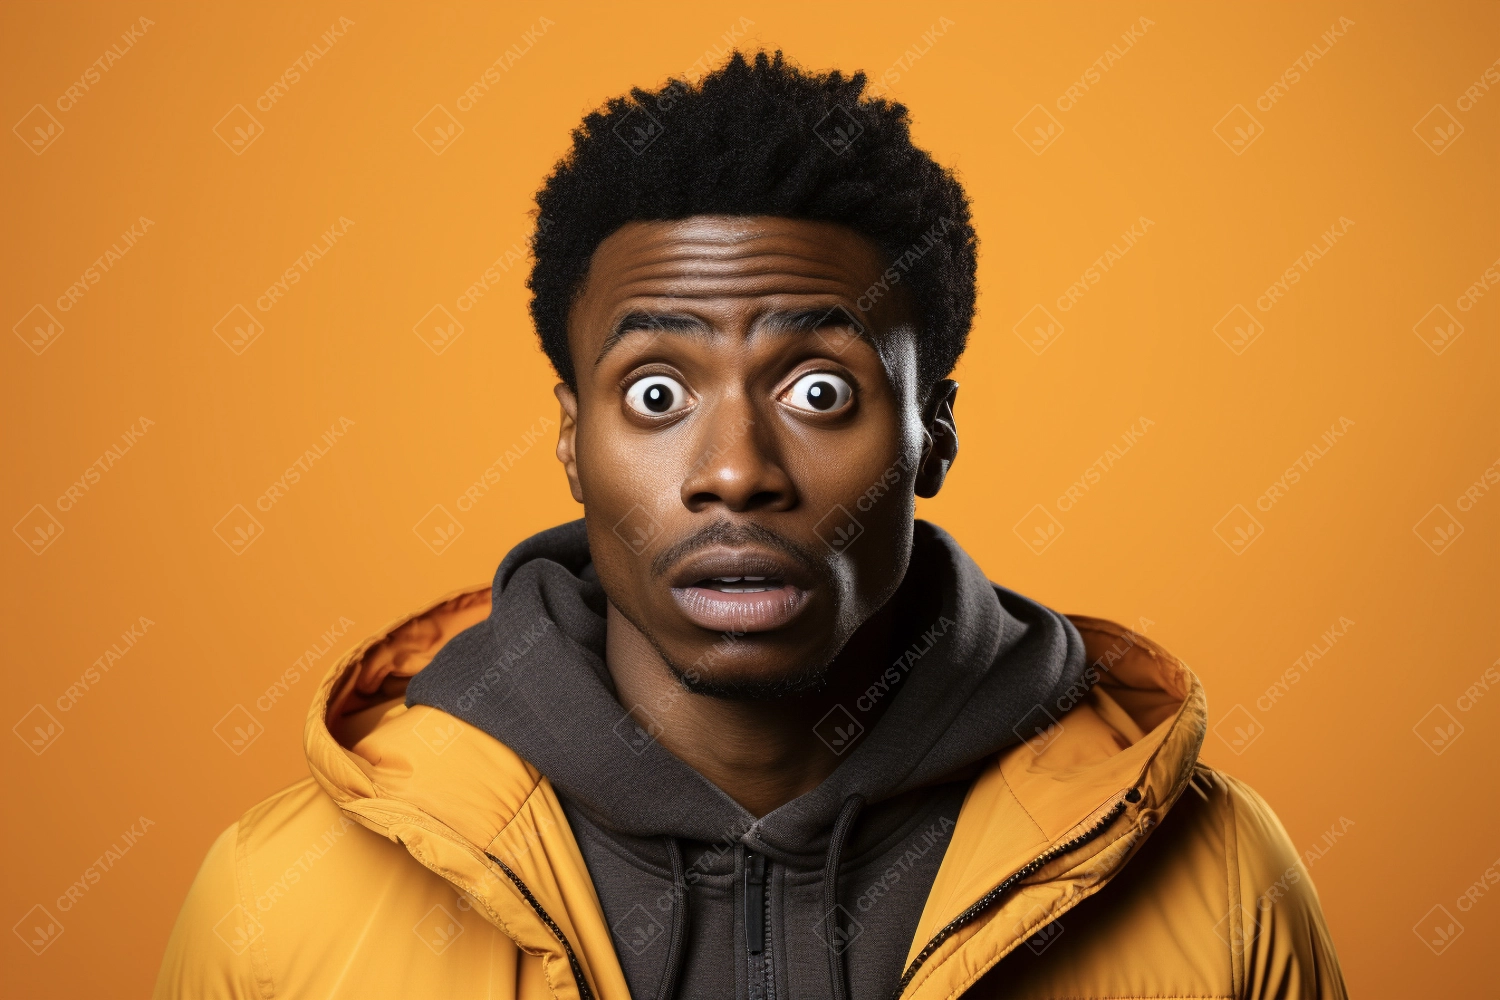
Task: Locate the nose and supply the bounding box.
[680,401,796,514]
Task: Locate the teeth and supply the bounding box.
[698,575,781,594]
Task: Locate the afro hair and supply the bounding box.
[528,50,977,394]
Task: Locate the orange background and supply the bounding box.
[4,2,1498,996]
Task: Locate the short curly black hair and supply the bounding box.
[528,50,977,395]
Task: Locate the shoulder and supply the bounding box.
[1206,770,1311,899]
[974,765,1348,1000]
[154,778,493,999]
[1168,766,1350,999]
[153,810,250,999]
[154,779,370,998]
[1149,766,1327,917]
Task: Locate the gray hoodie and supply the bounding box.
[408,519,1088,999]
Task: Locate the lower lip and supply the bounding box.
[670,584,811,632]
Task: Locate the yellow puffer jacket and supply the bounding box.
[155,586,1347,999]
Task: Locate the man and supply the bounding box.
[157,52,1346,999]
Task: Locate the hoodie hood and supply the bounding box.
[406,518,1089,859]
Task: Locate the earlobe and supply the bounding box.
[553,382,585,504]
[914,380,959,499]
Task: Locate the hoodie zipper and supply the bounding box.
[485,851,595,1000]
[744,851,775,1000]
[889,799,1129,1000]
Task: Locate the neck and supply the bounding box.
[604,602,895,817]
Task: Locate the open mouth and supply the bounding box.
[667,550,814,632]
[693,575,782,593]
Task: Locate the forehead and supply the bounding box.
[583,215,886,292]
[568,216,901,346]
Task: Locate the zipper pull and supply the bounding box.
[744,851,766,955]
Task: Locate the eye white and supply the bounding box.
[783,372,853,413]
[625,375,691,416]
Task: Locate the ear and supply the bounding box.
[914,379,959,499]
[553,382,584,504]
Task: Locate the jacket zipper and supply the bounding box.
[485,851,595,1000]
[889,799,1129,1000]
[744,851,775,1000]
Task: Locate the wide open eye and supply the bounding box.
[782,372,853,413]
[625,375,692,416]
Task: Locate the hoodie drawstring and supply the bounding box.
[824,794,865,1000]
[656,837,688,1000]
[659,796,863,1000]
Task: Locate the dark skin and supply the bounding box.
[554,215,959,817]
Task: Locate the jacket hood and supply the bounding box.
[403,519,1092,860]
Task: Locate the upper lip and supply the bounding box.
[667,546,814,590]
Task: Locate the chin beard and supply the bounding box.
[666,652,834,701]
[626,609,837,701]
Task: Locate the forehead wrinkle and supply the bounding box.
[596,231,879,277]
[631,241,867,266]
[586,217,890,298]
[603,253,868,291]
[606,275,862,304]
[592,302,881,369]
[612,223,865,256]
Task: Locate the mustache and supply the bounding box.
[649,519,825,582]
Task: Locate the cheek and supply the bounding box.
[578,412,663,503]
[575,417,682,563]
[784,404,919,526]
[782,408,920,604]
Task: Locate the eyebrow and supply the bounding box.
[593,312,705,367]
[592,306,870,368]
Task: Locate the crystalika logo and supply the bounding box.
[13,304,65,355]
[13,705,64,754]
[1412,105,1463,155]
[613,904,665,955]
[213,105,263,154]
[1012,304,1064,355]
[1213,105,1262,154]
[813,505,863,554]
[612,504,662,555]
[813,704,864,755]
[413,305,464,354]
[1013,504,1064,555]
[213,705,263,754]
[413,504,464,554]
[13,504,65,555]
[413,904,464,954]
[413,106,464,154]
[13,905,64,955]
[13,105,64,155]
[1012,105,1063,154]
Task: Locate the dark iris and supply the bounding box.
[644,383,673,413]
[806,380,837,410]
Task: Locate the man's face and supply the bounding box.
[554,215,955,696]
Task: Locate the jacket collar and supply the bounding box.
[901,615,1205,998]
[303,585,627,1000]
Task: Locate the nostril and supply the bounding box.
[745,490,786,511]
[682,488,787,513]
